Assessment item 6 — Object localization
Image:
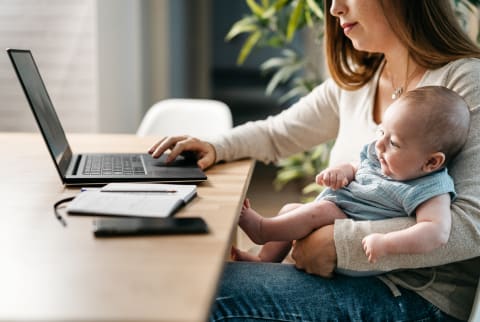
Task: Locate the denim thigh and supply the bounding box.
[209,262,461,322]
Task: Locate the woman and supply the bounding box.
[149,0,480,320]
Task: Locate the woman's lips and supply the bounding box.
[341,22,357,34]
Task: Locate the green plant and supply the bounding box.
[226,0,324,103]
[226,0,480,200]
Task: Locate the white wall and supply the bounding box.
[0,0,97,132]
[0,0,208,134]
[96,0,171,133]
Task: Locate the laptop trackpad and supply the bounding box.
[145,154,197,167]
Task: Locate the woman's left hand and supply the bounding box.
[291,224,337,277]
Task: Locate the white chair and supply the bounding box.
[137,98,233,139]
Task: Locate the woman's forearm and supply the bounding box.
[335,210,480,272]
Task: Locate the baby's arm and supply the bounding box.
[316,162,357,190]
[362,193,451,263]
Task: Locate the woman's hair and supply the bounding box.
[324,0,480,90]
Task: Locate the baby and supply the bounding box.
[235,86,470,264]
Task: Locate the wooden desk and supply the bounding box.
[0,133,254,322]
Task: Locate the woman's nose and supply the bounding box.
[330,0,347,17]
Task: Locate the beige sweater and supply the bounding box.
[211,58,480,320]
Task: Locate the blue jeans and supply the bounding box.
[209,262,462,322]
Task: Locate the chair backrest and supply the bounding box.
[136,99,233,139]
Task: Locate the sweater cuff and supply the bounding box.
[334,218,364,270]
[334,217,416,272]
[209,137,229,163]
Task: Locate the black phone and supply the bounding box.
[93,217,209,237]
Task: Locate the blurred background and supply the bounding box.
[0,0,306,133]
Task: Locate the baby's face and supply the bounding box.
[375,100,431,181]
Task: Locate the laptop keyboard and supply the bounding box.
[82,155,146,176]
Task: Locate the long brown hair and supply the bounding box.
[324,0,480,90]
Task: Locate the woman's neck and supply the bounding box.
[383,48,410,90]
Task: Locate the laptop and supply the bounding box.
[7,48,207,185]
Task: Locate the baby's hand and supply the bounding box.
[362,233,387,263]
[316,168,349,190]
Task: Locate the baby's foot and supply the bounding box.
[230,246,262,262]
[238,199,266,244]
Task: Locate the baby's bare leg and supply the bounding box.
[257,203,303,263]
[238,199,269,244]
[241,200,346,245]
[235,202,302,263]
[230,245,263,262]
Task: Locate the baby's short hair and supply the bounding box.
[401,86,470,163]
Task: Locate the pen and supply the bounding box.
[80,188,177,193]
[102,189,177,193]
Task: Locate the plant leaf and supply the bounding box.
[246,0,265,16]
[305,5,313,27]
[237,30,262,65]
[225,17,258,41]
[274,0,291,10]
[286,0,304,41]
[273,167,304,190]
[282,48,298,58]
[302,182,323,194]
[260,57,289,70]
[265,62,304,95]
[261,6,276,19]
[306,0,324,19]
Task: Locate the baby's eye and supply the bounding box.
[390,140,399,148]
[377,129,385,137]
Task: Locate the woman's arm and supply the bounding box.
[210,79,340,164]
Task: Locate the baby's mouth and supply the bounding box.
[378,155,387,167]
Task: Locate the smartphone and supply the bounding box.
[93,217,209,237]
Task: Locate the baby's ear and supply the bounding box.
[422,152,445,173]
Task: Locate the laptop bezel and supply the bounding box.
[7,48,72,184]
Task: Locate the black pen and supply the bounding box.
[81,188,177,193]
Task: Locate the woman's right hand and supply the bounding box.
[148,135,216,170]
[291,224,337,277]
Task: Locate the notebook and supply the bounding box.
[66,183,197,218]
[7,48,207,185]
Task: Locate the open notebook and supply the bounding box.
[66,183,197,218]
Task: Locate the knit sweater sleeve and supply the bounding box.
[209,78,340,164]
[335,58,480,272]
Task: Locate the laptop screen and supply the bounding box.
[7,49,72,178]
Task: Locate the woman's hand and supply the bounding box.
[291,224,337,277]
[148,135,216,170]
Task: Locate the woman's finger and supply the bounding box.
[150,135,188,158]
